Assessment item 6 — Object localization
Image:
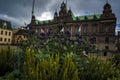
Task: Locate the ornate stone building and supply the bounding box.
[28,1,116,55]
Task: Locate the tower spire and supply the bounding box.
[32,0,35,15]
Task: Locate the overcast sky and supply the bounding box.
[0,0,120,29]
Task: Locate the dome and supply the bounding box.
[68,9,72,13]
[104,3,111,9]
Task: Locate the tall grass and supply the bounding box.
[23,49,79,80]
[0,47,120,80]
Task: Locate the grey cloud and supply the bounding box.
[0,0,120,28]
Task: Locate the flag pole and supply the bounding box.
[32,0,35,15]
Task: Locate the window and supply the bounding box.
[105,27,109,32]
[1,30,3,35]
[5,31,7,35]
[105,46,109,50]
[92,26,97,33]
[8,39,10,42]
[18,36,22,38]
[9,32,11,36]
[4,38,7,42]
[104,24,110,33]
[92,24,97,33]
[75,25,79,34]
[105,37,109,43]
[83,24,88,33]
[0,38,3,41]
[67,27,71,33]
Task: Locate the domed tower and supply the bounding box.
[59,1,68,20]
[100,1,116,19]
[100,0,116,33]
[98,0,116,54]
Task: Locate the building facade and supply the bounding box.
[28,1,117,54]
[0,19,13,44]
[116,31,120,51]
[12,29,27,44]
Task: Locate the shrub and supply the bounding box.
[23,49,79,80]
[0,46,15,76]
[111,54,120,67]
[20,30,95,56]
[78,56,118,80]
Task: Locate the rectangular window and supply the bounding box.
[92,24,97,33]
[8,39,10,42]
[92,26,97,33]
[75,25,79,34]
[0,38,3,41]
[83,24,88,33]
[104,24,110,33]
[9,32,11,36]
[5,31,7,35]
[4,38,7,42]
[1,30,3,35]
[105,46,109,50]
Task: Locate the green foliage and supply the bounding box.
[0,70,20,80]
[0,46,15,76]
[20,31,95,56]
[22,49,120,80]
[0,30,120,80]
[23,49,79,80]
[111,54,120,67]
[0,47,120,80]
[78,56,118,80]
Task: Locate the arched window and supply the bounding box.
[83,24,88,33]
[104,24,110,33]
[92,24,97,33]
[75,25,79,34]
